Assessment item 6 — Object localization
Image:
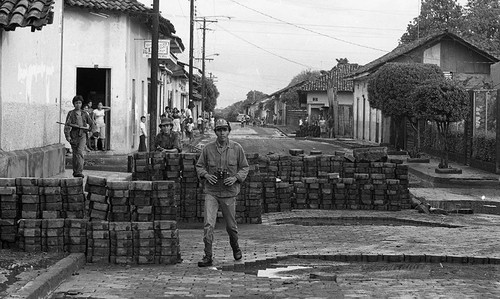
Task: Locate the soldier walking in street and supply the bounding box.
[195,119,249,267]
[64,95,93,178]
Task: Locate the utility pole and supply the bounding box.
[197,17,217,117]
[148,0,159,150]
[201,18,206,116]
[188,0,194,114]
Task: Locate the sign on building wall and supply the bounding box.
[143,40,170,59]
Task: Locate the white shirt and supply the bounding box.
[94,109,105,126]
[140,122,147,137]
[185,108,192,119]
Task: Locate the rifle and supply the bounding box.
[56,122,91,131]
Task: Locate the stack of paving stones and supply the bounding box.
[319,173,334,209]
[107,181,131,222]
[61,178,86,219]
[130,181,153,222]
[127,152,411,218]
[292,181,307,209]
[132,221,155,264]
[17,178,40,219]
[132,152,151,180]
[343,178,359,209]
[355,173,373,210]
[86,176,108,221]
[396,163,411,209]
[290,155,304,182]
[262,178,277,213]
[64,219,87,253]
[165,153,181,180]
[18,219,42,252]
[153,181,178,221]
[41,219,64,252]
[303,177,321,209]
[39,178,63,219]
[150,152,165,180]
[154,220,181,264]
[276,182,292,211]
[86,221,110,263]
[180,153,199,221]
[241,153,262,224]
[303,155,318,177]
[109,221,133,264]
[0,178,18,247]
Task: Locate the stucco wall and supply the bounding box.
[0,1,63,151]
[352,80,383,143]
[62,7,152,154]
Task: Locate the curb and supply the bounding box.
[408,166,500,189]
[6,253,86,299]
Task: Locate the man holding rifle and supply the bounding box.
[64,95,93,178]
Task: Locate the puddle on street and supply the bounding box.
[230,257,500,282]
[257,265,311,279]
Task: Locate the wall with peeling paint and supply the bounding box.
[0,1,63,152]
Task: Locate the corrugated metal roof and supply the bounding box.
[0,0,54,31]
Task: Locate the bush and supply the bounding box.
[473,131,496,162]
[422,123,496,163]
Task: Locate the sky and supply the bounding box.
[138,0,466,108]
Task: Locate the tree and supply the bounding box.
[462,0,500,57]
[412,79,470,168]
[367,63,445,150]
[399,0,464,45]
[281,69,322,109]
[199,77,219,112]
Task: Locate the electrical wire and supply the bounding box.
[229,0,389,53]
[216,24,318,69]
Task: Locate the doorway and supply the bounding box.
[76,68,111,150]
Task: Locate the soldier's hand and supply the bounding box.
[224,176,238,186]
[205,174,218,185]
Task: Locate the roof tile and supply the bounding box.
[0,0,54,31]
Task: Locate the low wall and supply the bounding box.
[130,152,411,223]
[0,144,65,178]
[0,177,180,265]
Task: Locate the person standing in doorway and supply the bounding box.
[65,95,93,178]
[138,116,147,152]
[328,115,335,138]
[195,119,249,267]
[93,102,110,151]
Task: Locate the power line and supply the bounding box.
[229,0,389,53]
[216,24,317,69]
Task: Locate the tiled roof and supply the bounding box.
[351,30,498,77]
[0,0,54,31]
[65,0,180,45]
[269,79,308,98]
[301,63,359,92]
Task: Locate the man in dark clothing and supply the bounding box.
[154,118,182,153]
[195,119,249,267]
[64,95,93,178]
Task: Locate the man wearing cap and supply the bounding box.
[154,118,182,153]
[64,95,93,178]
[195,118,249,267]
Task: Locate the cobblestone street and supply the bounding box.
[50,210,500,298]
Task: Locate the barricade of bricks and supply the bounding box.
[0,178,18,246]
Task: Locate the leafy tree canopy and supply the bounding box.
[412,79,470,123]
[400,0,464,45]
[281,69,322,109]
[400,0,500,56]
[367,63,444,119]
